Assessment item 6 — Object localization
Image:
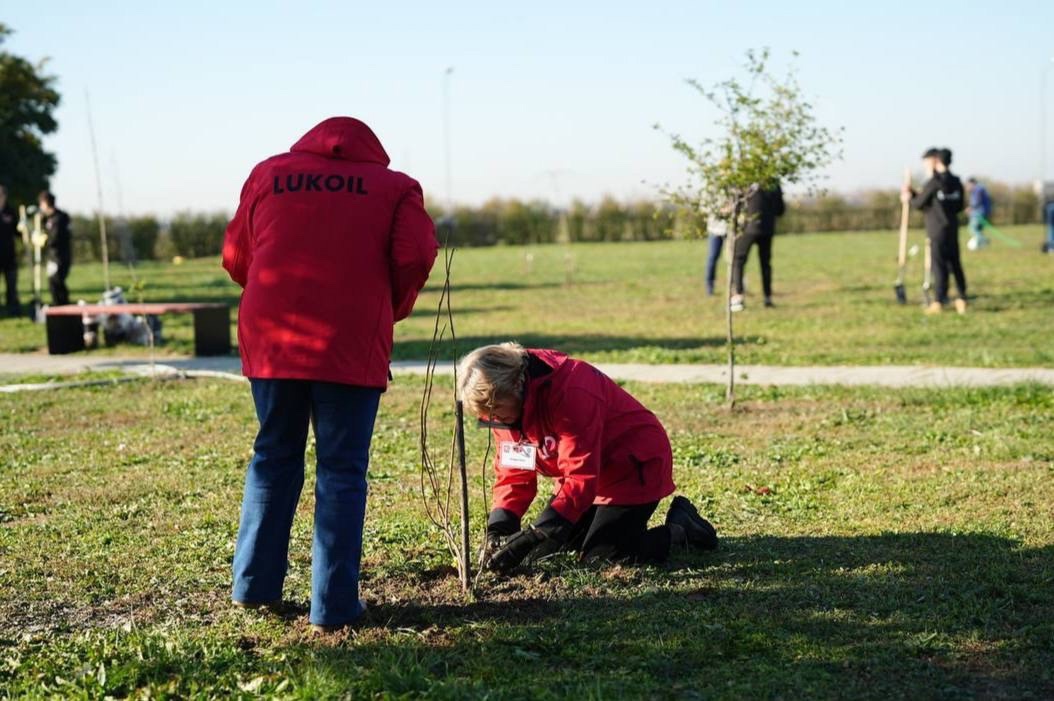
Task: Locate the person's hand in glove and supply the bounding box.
[488,527,547,572]
[482,508,521,563]
[486,505,574,573]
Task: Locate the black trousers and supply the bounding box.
[565,502,671,564]
[1,260,17,313]
[731,231,773,297]
[49,260,70,306]
[929,232,966,304]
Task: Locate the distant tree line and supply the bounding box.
[60,182,1043,262]
[779,182,1043,234]
[67,211,230,263]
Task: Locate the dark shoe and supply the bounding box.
[232,598,279,610]
[310,599,369,634]
[763,297,775,308]
[666,496,718,550]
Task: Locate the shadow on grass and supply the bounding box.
[421,281,563,294]
[392,334,736,360]
[289,533,1054,698]
[406,305,514,319]
[975,288,1054,312]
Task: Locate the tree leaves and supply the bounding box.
[657,47,843,224]
[0,23,61,206]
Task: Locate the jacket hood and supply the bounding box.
[290,117,390,165]
[517,349,569,436]
[526,348,569,379]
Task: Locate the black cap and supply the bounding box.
[922,147,940,159]
[938,148,952,166]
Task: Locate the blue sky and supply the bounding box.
[5,0,1053,215]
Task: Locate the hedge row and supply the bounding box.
[59,184,1043,262]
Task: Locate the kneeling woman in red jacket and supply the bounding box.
[457,343,718,572]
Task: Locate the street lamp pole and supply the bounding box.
[1041,58,1054,185]
[443,67,454,211]
[1043,64,1048,185]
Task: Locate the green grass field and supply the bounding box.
[1,375,1052,698]
[1,226,1051,366]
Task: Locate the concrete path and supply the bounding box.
[2,352,1053,388]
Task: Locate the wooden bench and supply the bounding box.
[45,303,231,356]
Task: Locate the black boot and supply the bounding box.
[666,496,718,550]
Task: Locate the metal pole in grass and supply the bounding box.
[86,92,111,293]
[455,398,471,590]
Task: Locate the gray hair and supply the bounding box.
[456,342,528,416]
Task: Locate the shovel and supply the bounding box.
[894,168,910,304]
[17,206,46,321]
[922,238,933,306]
[29,210,47,322]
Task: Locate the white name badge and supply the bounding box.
[499,442,537,471]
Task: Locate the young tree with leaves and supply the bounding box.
[0,24,60,206]
[657,49,841,407]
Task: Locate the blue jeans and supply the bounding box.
[232,379,381,626]
[705,234,725,293]
[969,213,985,239]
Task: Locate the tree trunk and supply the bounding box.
[725,208,739,409]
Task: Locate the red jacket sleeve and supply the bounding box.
[222,172,258,288]
[491,430,538,518]
[390,180,438,321]
[548,388,604,523]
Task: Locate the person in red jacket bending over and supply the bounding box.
[222,117,438,632]
[457,343,718,572]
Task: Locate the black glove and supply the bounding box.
[485,509,521,553]
[488,527,546,572]
[487,506,575,573]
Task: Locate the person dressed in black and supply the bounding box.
[730,181,785,311]
[0,185,20,316]
[38,191,72,306]
[902,148,967,314]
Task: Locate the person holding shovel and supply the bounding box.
[223,116,438,633]
[457,343,719,573]
[902,148,967,314]
[37,191,72,306]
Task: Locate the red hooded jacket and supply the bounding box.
[491,350,676,524]
[223,117,438,388]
